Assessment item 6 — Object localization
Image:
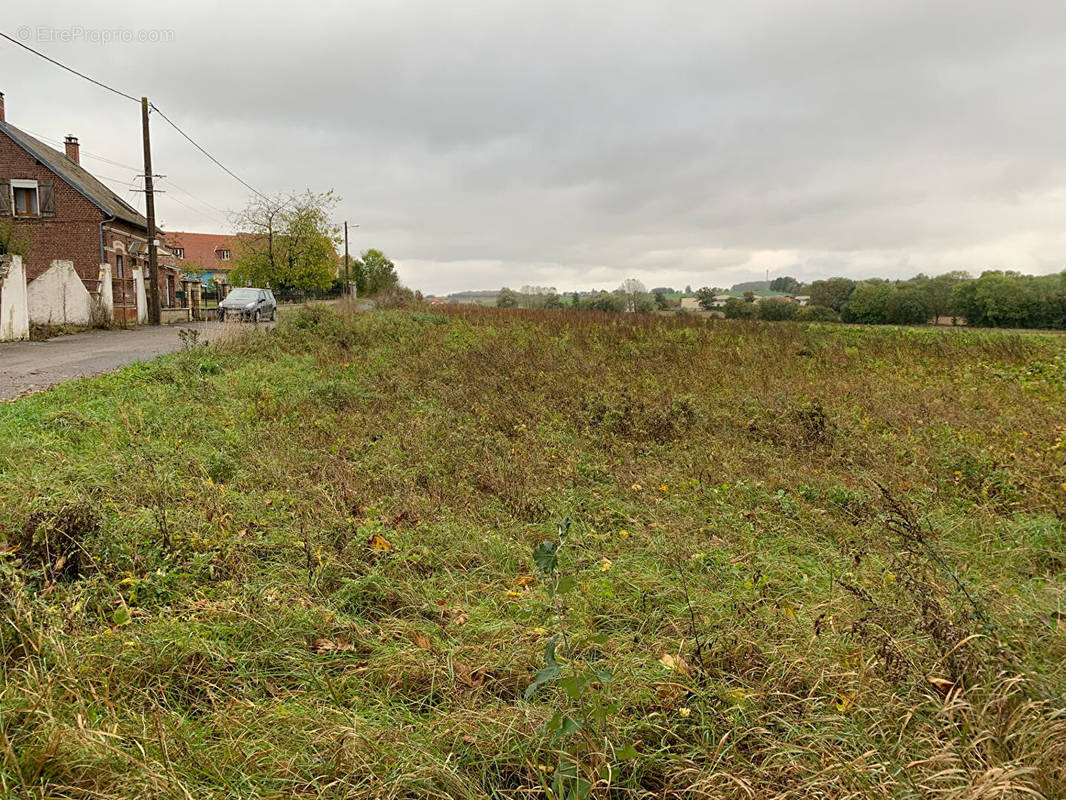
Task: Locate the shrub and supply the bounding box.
[756,297,798,321]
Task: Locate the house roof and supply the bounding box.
[165,231,239,270]
[0,120,148,229]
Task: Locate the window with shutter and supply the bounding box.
[0,180,10,216]
[39,180,55,217]
[11,180,39,217]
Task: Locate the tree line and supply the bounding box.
[497,280,675,313]
[495,270,1066,329]
[718,270,1066,329]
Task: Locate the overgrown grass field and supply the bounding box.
[2,306,1065,798]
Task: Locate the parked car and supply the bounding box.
[218,287,277,322]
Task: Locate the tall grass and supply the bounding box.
[0,306,1064,798]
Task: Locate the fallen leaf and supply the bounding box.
[368,533,393,552]
[450,611,469,626]
[454,662,490,688]
[927,676,957,696]
[310,638,356,653]
[409,631,433,651]
[659,653,691,677]
[513,574,536,588]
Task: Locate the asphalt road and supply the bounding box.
[0,319,271,401]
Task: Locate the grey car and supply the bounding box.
[218,287,277,322]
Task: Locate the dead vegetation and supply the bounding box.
[0,305,1064,798]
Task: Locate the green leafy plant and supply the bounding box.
[526,517,636,799]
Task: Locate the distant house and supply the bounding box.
[165,231,239,285]
[680,296,700,310]
[0,91,181,321]
[792,295,811,306]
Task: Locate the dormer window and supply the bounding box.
[218,249,231,261]
[174,247,185,259]
[12,179,39,217]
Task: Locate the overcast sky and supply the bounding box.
[3,1,1065,293]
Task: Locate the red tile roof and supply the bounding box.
[164,231,240,273]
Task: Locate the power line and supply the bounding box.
[159,193,230,228]
[161,177,231,216]
[1,30,270,203]
[149,104,269,201]
[22,128,143,172]
[0,31,139,103]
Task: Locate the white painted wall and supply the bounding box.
[133,266,147,324]
[0,254,30,341]
[97,262,114,321]
[27,260,92,326]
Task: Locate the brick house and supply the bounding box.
[0,91,181,322]
[165,231,238,286]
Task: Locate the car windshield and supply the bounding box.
[226,288,259,302]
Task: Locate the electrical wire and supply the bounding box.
[149,104,269,201]
[0,31,139,103]
[1,30,270,203]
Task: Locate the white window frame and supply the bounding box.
[11,179,39,218]
[174,247,184,259]
[218,249,231,261]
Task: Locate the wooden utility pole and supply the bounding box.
[344,221,350,293]
[141,97,161,325]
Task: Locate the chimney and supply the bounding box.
[64,135,80,164]
[0,92,5,123]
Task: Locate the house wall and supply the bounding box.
[27,259,92,325]
[0,254,29,340]
[104,221,181,322]
[0,133,104,287]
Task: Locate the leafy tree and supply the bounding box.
[756,297,798,321]
[653,291,669,311]
[352,249,399,296]
[497,287,519,308]
[950,280,980,325]
[841,282,895,324]
[769,276,801,293]
[974,272,1034,328]
[743,291,756,303]
[230,190,340,292]
[587,291,625,312]
[541,293,565,309]
[918,271,968,322]
[723,297,756,319]
[695,287,719,311]
[795,305,839,322]
[884,288,931,325]
[633,295,655,314]
[809,278,856,312]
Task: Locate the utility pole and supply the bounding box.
[141,97,161,325]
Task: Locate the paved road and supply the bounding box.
[0,320,270,401]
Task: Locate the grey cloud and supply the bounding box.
[3,0,1066,292]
